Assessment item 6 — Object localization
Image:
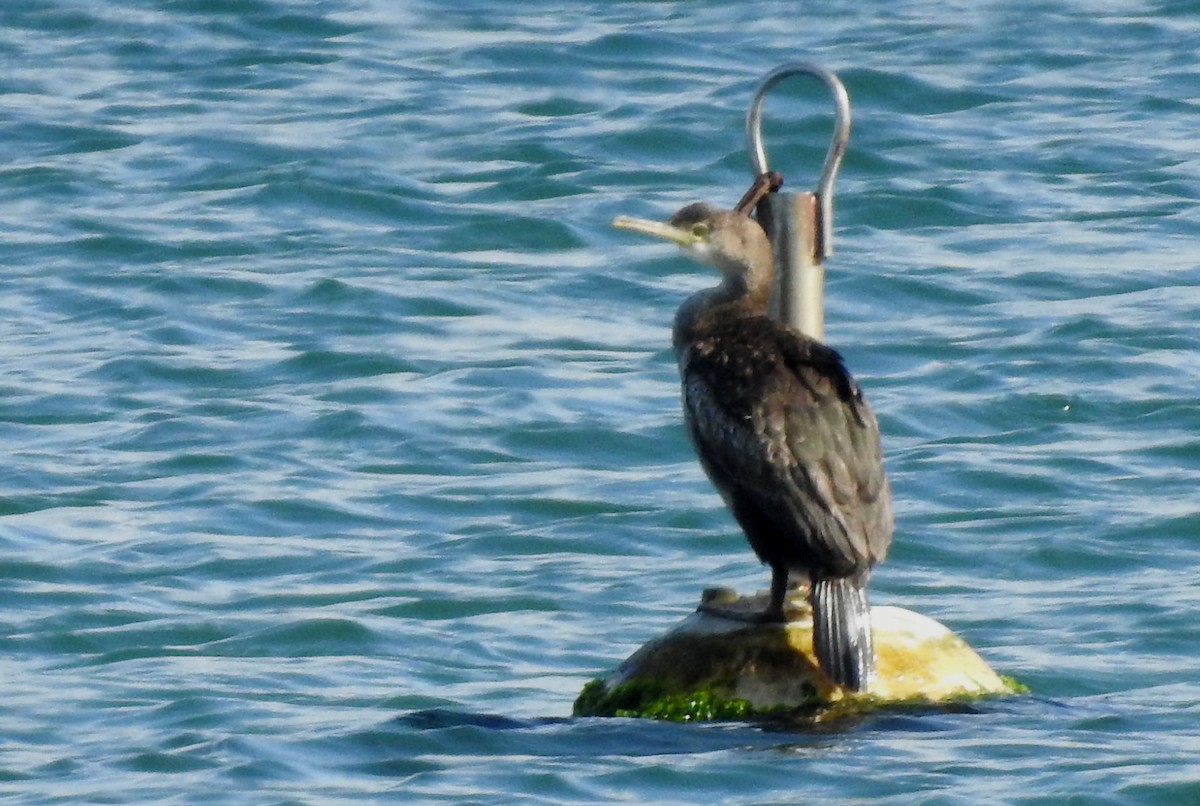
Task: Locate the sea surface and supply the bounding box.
[2,1,1199,803]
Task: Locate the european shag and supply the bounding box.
[613,202,893,691]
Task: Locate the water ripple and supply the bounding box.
[3,0,1199,803]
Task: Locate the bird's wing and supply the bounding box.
[774,335,893,562]
[680,323,892,572]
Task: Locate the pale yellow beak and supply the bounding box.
[611,215,699,248]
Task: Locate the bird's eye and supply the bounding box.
[691,222,709,238]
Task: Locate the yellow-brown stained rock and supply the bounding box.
[585,588,1017,719]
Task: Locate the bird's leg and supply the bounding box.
[762,563,789,623]
[696,564,791,624]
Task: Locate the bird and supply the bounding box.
[612,202,893,691]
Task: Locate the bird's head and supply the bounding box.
[612,202,772,291]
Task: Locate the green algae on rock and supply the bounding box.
[574,589,1023,722]
[573,678,762,722]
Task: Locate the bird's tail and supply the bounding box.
[811,575,875,692]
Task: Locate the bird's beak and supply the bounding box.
[611,215,699,247]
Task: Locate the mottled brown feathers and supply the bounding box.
[677,314,892,575]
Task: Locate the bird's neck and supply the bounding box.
[714,247,774,312]
[716,271,771,313]
[672,274,771,355]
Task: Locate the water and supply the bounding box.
[2,0,1198,802]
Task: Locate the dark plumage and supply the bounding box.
[613,202,893,691]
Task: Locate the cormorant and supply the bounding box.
[612,202,893,691]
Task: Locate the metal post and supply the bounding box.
[745,63,851,341]
[762,192,824,341]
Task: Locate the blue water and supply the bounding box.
[3,1,1199,802]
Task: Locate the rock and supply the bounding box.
[574,587,1023,722]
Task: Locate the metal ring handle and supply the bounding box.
[746,62,851,258]
[746,62,851,193]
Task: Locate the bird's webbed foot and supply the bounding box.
[697,602,789,624]
[697,587,789,624]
